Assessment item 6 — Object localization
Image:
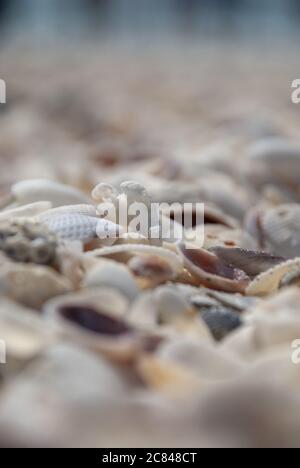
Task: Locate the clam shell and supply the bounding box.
[0,262,73,309]
[128,254,177,287]
[43,288,141,363]
[178,242,250,293]
[246,258,300,296]
[87,243,183,275]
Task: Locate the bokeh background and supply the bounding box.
[0,0,300,43]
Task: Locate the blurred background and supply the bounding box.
[0,0,300,44]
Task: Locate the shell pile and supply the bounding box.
[1,44,300,448]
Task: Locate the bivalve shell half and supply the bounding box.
[0,262,73,309]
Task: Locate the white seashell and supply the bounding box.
[37,204,97,222]
[260,204,300,257]
[246,258,300,296]
[84,259,140,301]
[0,201,52,221]
[159,337,243,379]
[43,288,139,364]
[247,288,300,348]
[86,244,183,274]
[10,179,91,208]
[0,297,57,378]
[154,286,197,325]
[0,343,129,447]
[41,213,122,243]
[0,262,73,309]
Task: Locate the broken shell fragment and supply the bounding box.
[209,247,286,279]
[199,306,242,341]
[0,219,58,265]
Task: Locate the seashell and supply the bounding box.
[209,247,286,279]
[137,354,203,399]
[152,337,242,382]
[177,242,250,293]
[160,202,239,230]
[279,268,300,289]
[244,139,300,193]
[0,297,57,378]
[0,343,130,447]
[0,201,52,221]
[37,204,97,222]
[128,254,177,287]
[260,204,300,257]
[93,180,156,233]
[83,259,140,301]
[91,182,119,203]
[41,213,122,243]
[198,306,242,341]
[87,243,183,275]
[205,290,259,312]
[247,288,300,348]
[202,225,257,250]
[115,232,149,246]
[1,179,91,209]
[0,262,73,309]
[220,325,258,361]
[196,378,300,448]
[128,286,212,342]
[154,286,197,326]
[196,176,252,221]
[246,258,300,296]
[43,288,141,363]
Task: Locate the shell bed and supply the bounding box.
[0,44,300,448]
